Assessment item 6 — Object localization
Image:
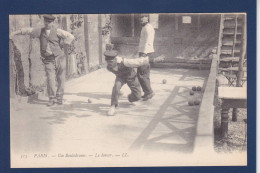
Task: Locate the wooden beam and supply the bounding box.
[98,14,103,65]
[197,14,201,32]
[232,15,238,57]
[84,14,90,69]
[175,14,179,32]
[233,14,247,122]
[236,14,246,87]
[61,16,69,76]
[28,15,32,87]
[131,14,135,37]
[217,14,224,63]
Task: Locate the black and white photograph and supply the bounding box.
[9,13,247,168]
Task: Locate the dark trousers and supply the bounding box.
[43,54,66,100]
[137,53,153,95]
[111,77,141,107]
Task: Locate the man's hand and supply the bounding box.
[59,39,65,49]
[116,56,123,63]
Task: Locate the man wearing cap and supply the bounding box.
[10,15,75,106]
[104,50,141,116]
[137,14,155,101]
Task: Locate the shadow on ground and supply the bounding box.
[129,86,201,153]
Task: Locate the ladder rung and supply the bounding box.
[224,28,242,32]
[222,40,242,44]
[221,50,240,54]
[223,14,236,18]
[219,57,240,62]
[224,17,235,20]
[221,46,241,50]
[223,31,242,35]
[223,15,244,20]
[224,23,243,28]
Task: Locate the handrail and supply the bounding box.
[236,14,247,87]
[216,14,224,63]
[232,15,238,58]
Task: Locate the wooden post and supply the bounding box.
[61,16,69,76]
[233,15,246,122]
[131,14,135,37]
[175,14,179,32]
[231,15,238,122]
[10,41,16,98]
[232,108,237,121]
[217,14,224,63]
[28,15,32,87]
[236,14,246,87]
[232,15,238,58]
[197,14,200,32]
[98,14,103,65]
[221,108,229,138]
[84,14,90,70]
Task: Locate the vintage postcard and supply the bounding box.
[9,13,247,168]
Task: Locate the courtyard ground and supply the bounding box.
[10,68,246,167]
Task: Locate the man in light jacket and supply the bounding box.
[137,14,155,101]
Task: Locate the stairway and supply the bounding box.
[217,14,247,87]
[218,14,245,66]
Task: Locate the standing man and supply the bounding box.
[137,14,155,101]
[10,15,75,106]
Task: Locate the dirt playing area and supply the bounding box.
[10,67,211,167]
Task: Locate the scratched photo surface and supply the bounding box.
[9,13,247,168]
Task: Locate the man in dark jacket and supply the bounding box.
[10,15,75,106]
[105,50,141,116]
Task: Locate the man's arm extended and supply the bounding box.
[117,54,165,68]
[57,29,75,45]
[120,56,150,68]
[9,28,41,39]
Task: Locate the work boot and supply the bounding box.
[47,98,56,107]
[141,92,151,99]
[141,94,146,98]
[107,105,116,116]
[56,96,63,105]
[128,94,140,103]
[25,87,36,96]
[56,99,63,105]
[142,92,155,101]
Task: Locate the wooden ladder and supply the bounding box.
[219,14,243,65]
[217,14,247,122]
[217,14,246,87]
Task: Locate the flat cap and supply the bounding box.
[43,15,56,21]
[104,50,118,60]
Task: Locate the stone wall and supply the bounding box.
[111,14,220,62]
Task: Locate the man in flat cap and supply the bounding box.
[10,15,75,106]
[137,14,155,101]
[104,50,141,116]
